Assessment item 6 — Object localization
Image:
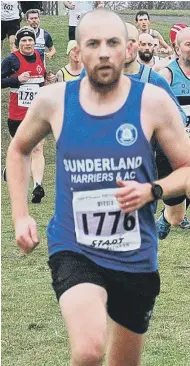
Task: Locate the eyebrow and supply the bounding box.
[86,37,121,43]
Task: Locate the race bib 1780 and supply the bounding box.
[18,84,40,107]
[72,188,141,252]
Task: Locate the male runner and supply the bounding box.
[2,26,53,203]
[26,8,56,64]
[56,40,82,82]
[156,27,190,239]
[7,9,190,366]
[153,23,187,72]
[135,10,172,53]
[138,33,162,68]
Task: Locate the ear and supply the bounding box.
[174,45,180,56]
[15,38,18,48]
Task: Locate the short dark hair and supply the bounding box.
[26,9,40,19]
[135,11,150,22]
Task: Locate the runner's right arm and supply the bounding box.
[1,54,20,89]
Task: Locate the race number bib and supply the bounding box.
[186,126,190,138]
[18,84,40,107]
[181,105,190,137]
[72,188,141,252]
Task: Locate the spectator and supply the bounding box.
[63,1,104,40]
[56,40,83,82]
[1,1,20,52]
[26,8,56,65]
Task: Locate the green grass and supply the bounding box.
[120,9,190,16]
[1,14,190,366]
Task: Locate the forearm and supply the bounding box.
[7,143,31,223]
[160,39,170,50]
[156,166,190,199]
[48,48,56,57]
[63,1,72,9]
[1,76,20,89]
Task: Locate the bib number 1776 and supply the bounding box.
[81,210,135,236]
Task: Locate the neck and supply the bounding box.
[19,50,34,56]
[88,74,125,99]
[138,56,154,67]
[69,59,82,72]
[124,59,140,75]
[178,58,190,77]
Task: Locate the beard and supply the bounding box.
[183,57,190,68]
[87,64,122,93]
[138,50,154,62]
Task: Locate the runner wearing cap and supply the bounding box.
[1,26,53,203]
[56,40,83,82]
[153,23,188,72]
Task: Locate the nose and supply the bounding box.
[99,42,110,59]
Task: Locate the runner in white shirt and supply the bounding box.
[63,1,104,40]
[1,1,20,52]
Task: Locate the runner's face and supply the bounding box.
[27,14,40,29]
[178,37,190,65]
[136,15,150,32]
[19,37,35,55]
[138,39,154,61]
[70,46,81,63]
[79,16,127,90]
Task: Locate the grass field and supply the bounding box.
[1,14,190,366]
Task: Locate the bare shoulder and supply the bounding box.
[154,29,163,39]
[153,58,170,72]
[142,83,170,109]
[159,67,172,82]
[37,82,66,106]
[142,83,178,125]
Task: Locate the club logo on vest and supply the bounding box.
[116,124,138,146]
[36,65,42,74]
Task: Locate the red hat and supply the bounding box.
[170,23,187,43]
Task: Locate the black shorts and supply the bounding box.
[156,145,186,206]
[48,251,160,334]
[8,119,22,137]
[69,26,76,40]
[1,19,20,41]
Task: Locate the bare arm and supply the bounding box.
[144,84,190,195]
[116,84,190,212]
[45,45,56,60]
[154,30,171,51]
[63,1,74,9]
[56,70,64,83]
[159,67,172,84]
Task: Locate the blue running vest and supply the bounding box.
[47,78,158,272]
[167,59,190,125]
